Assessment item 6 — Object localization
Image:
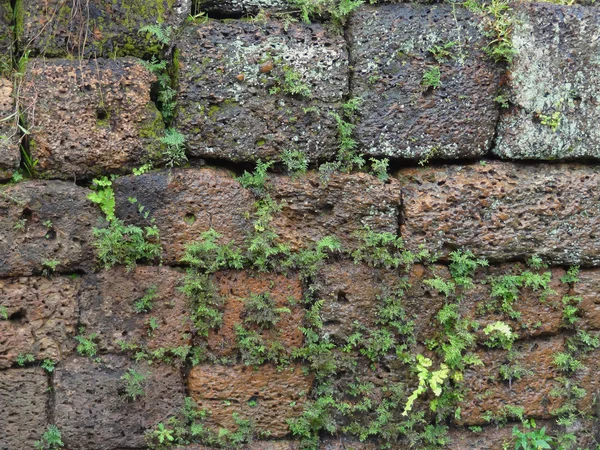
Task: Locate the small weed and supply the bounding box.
[75,328,99,357]
[281,149,309,175]
[159,128,187,168]
[243,292,290,329]
[513,420,553,450]
[236,160,274,195]
[483,321,517,350]
[87,176,116,221]
[147,317,160,336]
[539,110,561,132]
[369,157,389,182]
[120,368,149,401]
[17,353,35,366]
[427,41,457,62]
[134,285,158,313]
[422,67,441,89]
[270,66,311,98]
[138,24,173,46]
[0,305,7,320]
[13,218,27,231]
[41,359,56,373]
[34,425,64,449]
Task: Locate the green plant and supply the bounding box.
[35,425,64,449]
[0,305,7,320]
[561,295,582,328]
[41,359,56,373]
[138,24,173,46]
[281,149,309,175]
[42,259,60,272]
[291,0,364,24]
[427,41,457,62]
[422,67,441,89]
[512,421,553,450]
[560,266,579,284]
[134,285,158,313]
[236,160,274,195]
[270,65,311,98]
[243,292,290,329]
[539,110,561,132]
[369,157,389,181]
[87,176,116,221]
[140,57,178,124]
[465,0,516,63]
[152,422,175,445]
[147,316,160,336]
[75,328,99,357]
[159,128,187,167]
[483,321,518,350]
[120,368,149,401]
[403,354,450,416]
[16,353,35,366]
[13,217,26,231]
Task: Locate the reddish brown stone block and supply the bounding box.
[187,364,312,438]
[208,270,304,358]
[79,266,191,353]
[0,276,79,368]
[0,77,19,181]
[400,162,600,265]
[22,57,163,178]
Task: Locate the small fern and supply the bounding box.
[138,24,173,46]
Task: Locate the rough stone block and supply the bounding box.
[0,367,48,449]
[55,355,185,449]
[79,266,190,353]
[0,0,12,57]
[194,0,289,16]
[573,269,600,331]
[176,19,347,162]
[187,364,312,438]
[348,4,500,160]
[19,0,190,58]
[179,442,299,450]
[113,168,254,264]
[21,57,163,179]
[0,180,103,277]
[399,162,600,265]
[459,337,563,425]
[269,171,401,252]
[0,77,19,181]
[0,276,80,369]
[495,4,600,160]
[209,270,304,358]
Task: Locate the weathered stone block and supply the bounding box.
[187,364,312,438]
[179,442,299,450]
[0,276,80,369]
[348,4,500,161]
[0,77,19,181]
[269,171,401,251]
[0,0,12,56]
[21,57,163,178]
[79,266,190,353]
[399,162,600,265]
[573,269,600,331]
[55,355,185,449]
[0,367,48,449]
[176,19,347,162]
[459,337,563,425]
[113,168,254,264]
[495,4,600,160]
[19,0,190,58]
[194,0,289,16]
[0,180,102,277]
[209,270,304,357]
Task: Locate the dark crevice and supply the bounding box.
[46,369,56,425]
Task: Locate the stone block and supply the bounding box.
[19,0,190,58]
[0,180,103,277]
[54,355,185,449]
[208,270,304,358]
[187,364,312,438]
[348,4,500,160]
[194,0,289,16]
[0,276,79,369]
[0,368,48,449]
[269,171,401,252]
[21,57,163,178]
[176,19,347,162]
[113,168,254,264]
[79,266,190,353]
[495,4,600,160]
[399,162,600,265]
[0,77,19,181]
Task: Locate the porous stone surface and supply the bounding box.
[21,57,163,179]
[459,337,563,425]
[269,171,401,251]
[179,442,299,450]
[113,168,254,264]
[399,162,600,265]
[176,19,347,162]
[0,367,48,450]
[194,0,290,16]
[0,276,80,368]
[209,270,304,357]
[348,4,500,160]
[0,77,19,181]
[54,355,185,449]
[0,180,103,277]
[0,0,12,56]
[573,269,600,331]
[79,266,190,353]
[19,0,191,58]
[187,364,312,438]
[495,3,600,160]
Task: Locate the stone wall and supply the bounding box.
[2,0,600,449]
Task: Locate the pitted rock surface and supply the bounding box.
[269,171,401,251]
[22,57,163,178]
[176,19,347,162]
[0,77,19,181]
[0,368,48,449]
[19,0,190,58]
[0,180,102,277]
[195,0,290,16]
[208,270,304,357]
[348,4,500,160]
[495,3,600,160]
[0,276,80,368]
[399,162,600,265]
[187,364,312,437]
[54,355,185,449]
[113,168,254,264]
[79,266,190,353]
